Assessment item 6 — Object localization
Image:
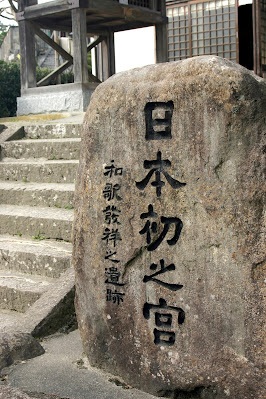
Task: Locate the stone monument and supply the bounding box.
[73,56,265,399]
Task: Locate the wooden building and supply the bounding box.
[16,0,167,114]
[165,0,266,77]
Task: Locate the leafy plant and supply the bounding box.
[0,60,20,117]
[33,230,45,241]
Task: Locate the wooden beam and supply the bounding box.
[30,21,73,62]
[86,16,125,28]
[253,0,262,76]
[18,0,37,12]
[84,0,163,23]
[18,20,36,90]
[37,60,72,87]
[87,35,104,52]
[155,0,168,63]
[37,55,101,87]
[17,0,165,25]
[16,0,70,20]
[31,20,73,33]
[72,8,88,83]
[96,32,115,82]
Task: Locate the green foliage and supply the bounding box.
[0,30,7,47]
[33,230,45,241]
[36,66,74,85]
[0,24,8,47]
[0,57,93,117]
[87,51,92,74]
[0,60,20,118]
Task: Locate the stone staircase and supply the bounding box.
[0,123,82,339]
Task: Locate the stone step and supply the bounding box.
[0,159,79,183]
[0,205,74,241]
[0,181,75,208]
[24,123,82,139]
[0,308,25,333]
[0,270,54,312]
[0,138,81,160]
[0,235,72,278]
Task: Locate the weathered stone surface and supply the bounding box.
[24,123,82,139]
[0,159,78,184]
[0,385,68,399]
[0,182,75,208]
[17,83,98,116]
[0,333,44,371]
[0,236,72,278]
[73,57,265,398]
[0,205,73,241]
[0,138,81,160]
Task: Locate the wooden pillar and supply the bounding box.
[155,0,168,63]
[54,31,61,84]
[18,20,36,90]
[96,31,115,82]
[18,0,37,91]
[253,0,262,76]
[72,8,88,83]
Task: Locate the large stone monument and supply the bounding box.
[73,57,265,399]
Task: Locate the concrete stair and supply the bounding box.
[1,138,81,160]
[0,182,75,207]
[0,122,80,341]
[0,159,79,183]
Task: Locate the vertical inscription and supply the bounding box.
[102,161,125,305]
[135,101,187,346]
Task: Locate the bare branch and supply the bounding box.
[7,0,18,14]
[0,14,15,20]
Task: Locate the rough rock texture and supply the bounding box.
[0,385,68,399]
[0,333,44,371]
[73,57,265,398]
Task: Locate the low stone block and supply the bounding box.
[17,83,98,116]
[73,56,266,398]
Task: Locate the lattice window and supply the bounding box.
[167,0,237,63]
[167,6,190,61]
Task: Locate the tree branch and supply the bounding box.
[7,0,18,13]
[0,14,16,20]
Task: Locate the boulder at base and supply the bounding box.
[73,56,265,399]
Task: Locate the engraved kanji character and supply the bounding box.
[102,228,122,247]
[139,204,183,251]
[104,160,123,178]
[106,289,125,305]
[103,205,121,225]
[143,298,185,346]
[105,250,120,264]
[139,204,158,245]
[103,183,122,201]
[145,101,174,140]
[143,259,183,291]
[136,151,186,198]
[105,267,125,287]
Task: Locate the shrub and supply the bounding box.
[0,62,75,117]
[0,60,20,118]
